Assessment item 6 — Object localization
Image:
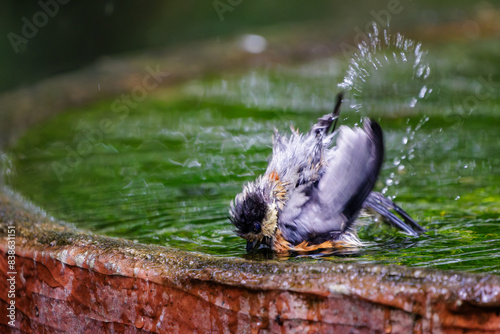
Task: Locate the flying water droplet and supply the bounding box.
[409,98,417,108]
[338,23,433,199]
[419,86,428,98]
[338,24,432,116]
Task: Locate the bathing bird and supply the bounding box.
[229,93,425,253]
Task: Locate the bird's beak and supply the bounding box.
[246,240,258,252]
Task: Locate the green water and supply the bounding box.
[4,36,500,273]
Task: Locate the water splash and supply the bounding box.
[339,25,432,114]
[0,151,14,188]
[187,58,344,114]
[338,24,432,198]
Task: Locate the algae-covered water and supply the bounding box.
[3,35,500,273]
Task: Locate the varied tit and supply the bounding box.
[229,93,425,253]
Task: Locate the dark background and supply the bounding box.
[0,0,488,93]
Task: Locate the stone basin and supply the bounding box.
[1,16,500,333]
[1,194,500,333]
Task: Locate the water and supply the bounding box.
[3,35,500,273]
[338,26,432,197]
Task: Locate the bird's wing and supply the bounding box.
[279,118,384,245]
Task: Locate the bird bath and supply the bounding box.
[1,17,500,333]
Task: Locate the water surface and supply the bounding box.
[4,36,500,273]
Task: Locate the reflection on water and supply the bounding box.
[3,36,500,273]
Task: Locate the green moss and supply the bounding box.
[4,37,500,274]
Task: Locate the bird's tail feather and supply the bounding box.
[310,92,343,136]
[362,192,425,236]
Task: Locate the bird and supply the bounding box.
[229,92,425,253]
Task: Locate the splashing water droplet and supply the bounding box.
[338,24,432,199]
[419,86,428,98]
[338,24,431,115]
[409,97,417,108]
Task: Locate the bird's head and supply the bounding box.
[229,177,280,252]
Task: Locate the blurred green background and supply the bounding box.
[0,0,492,93]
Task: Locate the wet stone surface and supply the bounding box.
[1,194,499,333]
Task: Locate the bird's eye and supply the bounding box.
[253,222,261,233]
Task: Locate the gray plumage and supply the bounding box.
[229,94,424,252]
[271,118,384,245]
